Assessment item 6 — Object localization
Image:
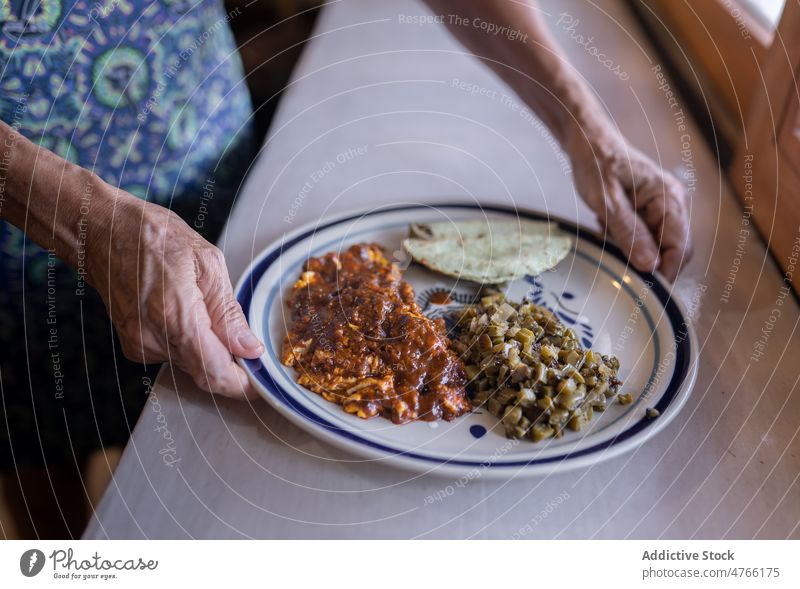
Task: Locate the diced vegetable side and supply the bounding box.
[452,292,627,442]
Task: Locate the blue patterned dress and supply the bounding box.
[0,0,256,469]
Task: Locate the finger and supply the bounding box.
[628,167,693,281]
[112,300,170,365]
[195,246,264,359]
[611,144,656,191]
[640,182,693,281]
[660,238,690,281]
[614,151,693,280]
[170,296,260,400]
[599,177,661,273]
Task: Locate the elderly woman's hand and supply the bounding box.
[87,188,263,399]
[565,124,692,281]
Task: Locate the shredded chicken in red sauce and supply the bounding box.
[281,243,470,423]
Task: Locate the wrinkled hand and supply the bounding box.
[88,190,263,399]
[567,128,692,281]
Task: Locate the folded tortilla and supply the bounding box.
[403,219,572,284]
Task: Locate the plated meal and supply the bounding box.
[237,204,697,477]
[280,219,633,444]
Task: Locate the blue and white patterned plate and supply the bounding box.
[236,204,697,478]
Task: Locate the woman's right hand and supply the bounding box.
[86,185,263,400]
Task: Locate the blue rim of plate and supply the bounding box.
[236,203,693,469]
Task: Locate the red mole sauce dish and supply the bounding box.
[281,243,470,423]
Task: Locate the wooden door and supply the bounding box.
[730,0,800,290]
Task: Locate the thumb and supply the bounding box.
[196,247,264,359]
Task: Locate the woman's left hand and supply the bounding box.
[566,126,693,281]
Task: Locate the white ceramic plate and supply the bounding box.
[236,204,697,478]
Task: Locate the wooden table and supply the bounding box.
[84,0,800,539]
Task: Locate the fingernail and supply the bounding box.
[238,330,264,352]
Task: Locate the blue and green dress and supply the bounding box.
[0,0,256,470]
